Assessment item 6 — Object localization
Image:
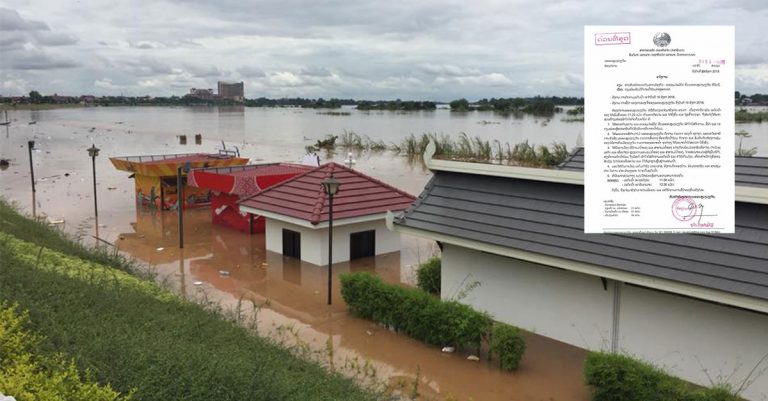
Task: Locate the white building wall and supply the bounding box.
[265,218,401,265]
[265,219,324,265]
[442,244,768,400]
[620,285,768,401]
[441,244,614,350]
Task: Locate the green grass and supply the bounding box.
[0,204,376,401]
[584,352,741,401]
[0,303,129,401]
[0,199,138,274]
[391,133,570,167]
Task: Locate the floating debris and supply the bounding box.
[467,355,480,361]
[156,247,164,251]
[366,330,373,336]
[0,159,9,171]
[193,281,203,286]
[441,347,455,353]
[47,217,65,225]
[218,270,230,277]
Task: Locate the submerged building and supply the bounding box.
[188,163,313,233]
[389,145,768,400]
[110,152,249,210]
[239,162,416,265]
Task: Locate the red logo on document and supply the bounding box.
[671,197,697,221]
[595,32,631,46]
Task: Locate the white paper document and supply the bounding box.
[584,26,734,233]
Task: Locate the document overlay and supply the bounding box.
[584,26,734,234]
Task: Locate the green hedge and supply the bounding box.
[489,323,526,371]
[341,272,492,349]
[0,232,375,401]
[584,352,740,401]
[416,257,441,295]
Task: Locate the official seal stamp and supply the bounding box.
[671,197,697,221]
[653,32,671,47]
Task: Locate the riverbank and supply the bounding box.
[0,200,378,401]
[1,103,84,110]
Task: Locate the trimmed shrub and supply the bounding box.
[416,257,441,295]
[341,272,492,349]
[584,352,741,401]
[489,323,526,371]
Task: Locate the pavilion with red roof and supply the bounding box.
[239,162,416,265]
[187,163,313,233]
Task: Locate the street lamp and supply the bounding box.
[27,141,36,218]
[344,152,356,169]
[87,144,100,240]
[321,173,341,305]
[177,162,192,249]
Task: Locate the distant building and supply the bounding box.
[189,88,215,100]
[217,81,244,102]
[80,95,96,104]
[51,94,75,103]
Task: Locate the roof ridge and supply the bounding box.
[239,161,417,224]
[310,164,335,224]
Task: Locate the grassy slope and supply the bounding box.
[0,200,137,273]
[0,202,375,401]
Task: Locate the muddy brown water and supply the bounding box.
[0,107,599,400]
[117,209,590,401]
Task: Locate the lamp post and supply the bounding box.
[177,166,184,249]
[27,140,36,218]
[87,144,100,240]
[321,173,341,305]
[177,162,191,249]
[344,152,356,169]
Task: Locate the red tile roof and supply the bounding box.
[239,162,416,225]
[188,163,313,196]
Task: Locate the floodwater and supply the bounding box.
[1,105,766,400]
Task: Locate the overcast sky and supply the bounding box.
[1,0,766,100]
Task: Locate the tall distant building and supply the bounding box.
[217,81,244,102]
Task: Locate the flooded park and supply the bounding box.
[1,105,767,400]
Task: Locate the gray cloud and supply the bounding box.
[236,66,266,78]
[1,1,767,98]
[33,31,79,46]
[8,50,79,70]
[0,7,49,31]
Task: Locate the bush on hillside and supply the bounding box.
[416,257,441,295]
